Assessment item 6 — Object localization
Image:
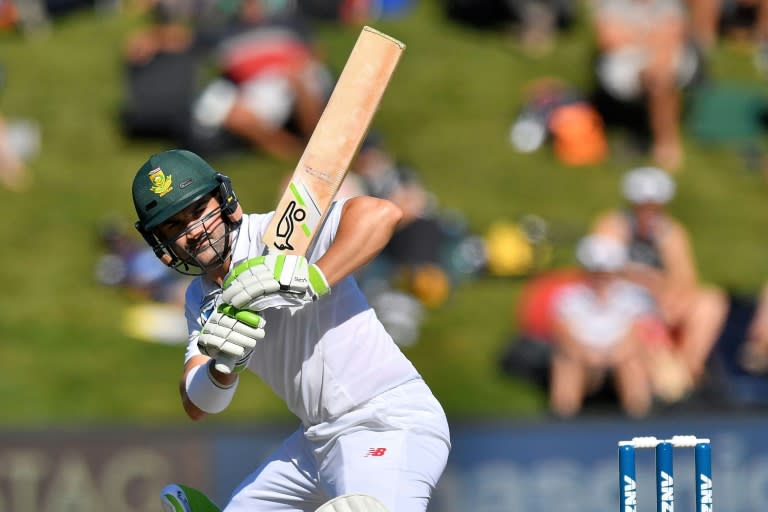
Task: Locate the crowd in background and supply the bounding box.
[3,0,768,418]
[501,166,768,418]
[449,0,768,417]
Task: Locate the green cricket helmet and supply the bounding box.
[134,149,223,230]
[132,149,241,274]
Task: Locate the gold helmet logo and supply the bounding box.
[148,167,173,197]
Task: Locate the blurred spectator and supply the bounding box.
[120,0,332,160]
[0,66,40,191]
[94,219,191,305]
[122,0,227,64]
[684,0,768,74]
[740,282,768,372]
[353,136,434,228]
[351,136,451,309]
[190,1,332,160]
[590,0,702,171]
[0,113,27,190]
[500,166,768,412]
[591,166,728,387]
[712,0,768,75]
[354,136,492,304]
[718,0,768,43]
[513,0,576,56]
[548,234,678,418]
[685,281,768,409]
[338,136,486,345]
[498,266,587,391]
[2,0,120,34]
[685,0,720,51]
[94,219,192,344]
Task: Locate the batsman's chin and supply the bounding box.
[197,255,228,274]
[175,251,223,275]
[189,240,228,267]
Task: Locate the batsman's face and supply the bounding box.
[156,194,229,270]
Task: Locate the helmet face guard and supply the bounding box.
[157,205,241,275]
[132,149,241,274]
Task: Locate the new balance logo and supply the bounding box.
[623,475,637,512]
[700,475,713,512]
[366,448,387,457]
[660,471,674,512]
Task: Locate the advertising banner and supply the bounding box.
[0,430,208,512]
[431,415,768,512]
[0,415,766,511]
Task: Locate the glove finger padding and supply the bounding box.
[198,305,266,360]
[222,257,281,308]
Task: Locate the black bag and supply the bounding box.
[119,50,200,142]
[442,0,512,28]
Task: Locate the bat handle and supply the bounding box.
[213,354,237,375]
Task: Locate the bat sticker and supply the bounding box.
[273,200,307,251]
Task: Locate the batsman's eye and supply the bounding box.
[158,220,185,239]
[193,202,209,217]
[185,194,216,221]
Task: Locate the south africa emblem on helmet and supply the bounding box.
[148,167,173,197]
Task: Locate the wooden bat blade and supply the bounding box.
[263,26,405,255]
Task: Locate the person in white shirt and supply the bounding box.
[131,149,450,512]
[550,234,673,418]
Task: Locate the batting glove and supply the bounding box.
[199,304,266,374]
[222,254,330,310]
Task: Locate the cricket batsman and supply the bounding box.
[131,149,451,511]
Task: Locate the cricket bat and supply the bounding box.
[264,26,405,256]
[214,26,406,374]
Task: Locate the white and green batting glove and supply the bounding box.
[222,254,330,311]
[198,304,266,374]
[161,483,221,512]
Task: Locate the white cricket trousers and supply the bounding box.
[224,379,451,512]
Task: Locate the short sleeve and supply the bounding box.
[306,197,350,263]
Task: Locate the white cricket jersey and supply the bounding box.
[554,279,655,348]
[183,199,421,426]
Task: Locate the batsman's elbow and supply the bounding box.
[373,197,404,231]
[343,196,403,232]
[388,199,404,226]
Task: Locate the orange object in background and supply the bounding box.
[516,268,586,341]
[549,103,608,166]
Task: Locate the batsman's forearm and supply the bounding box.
[317,196,403,285]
